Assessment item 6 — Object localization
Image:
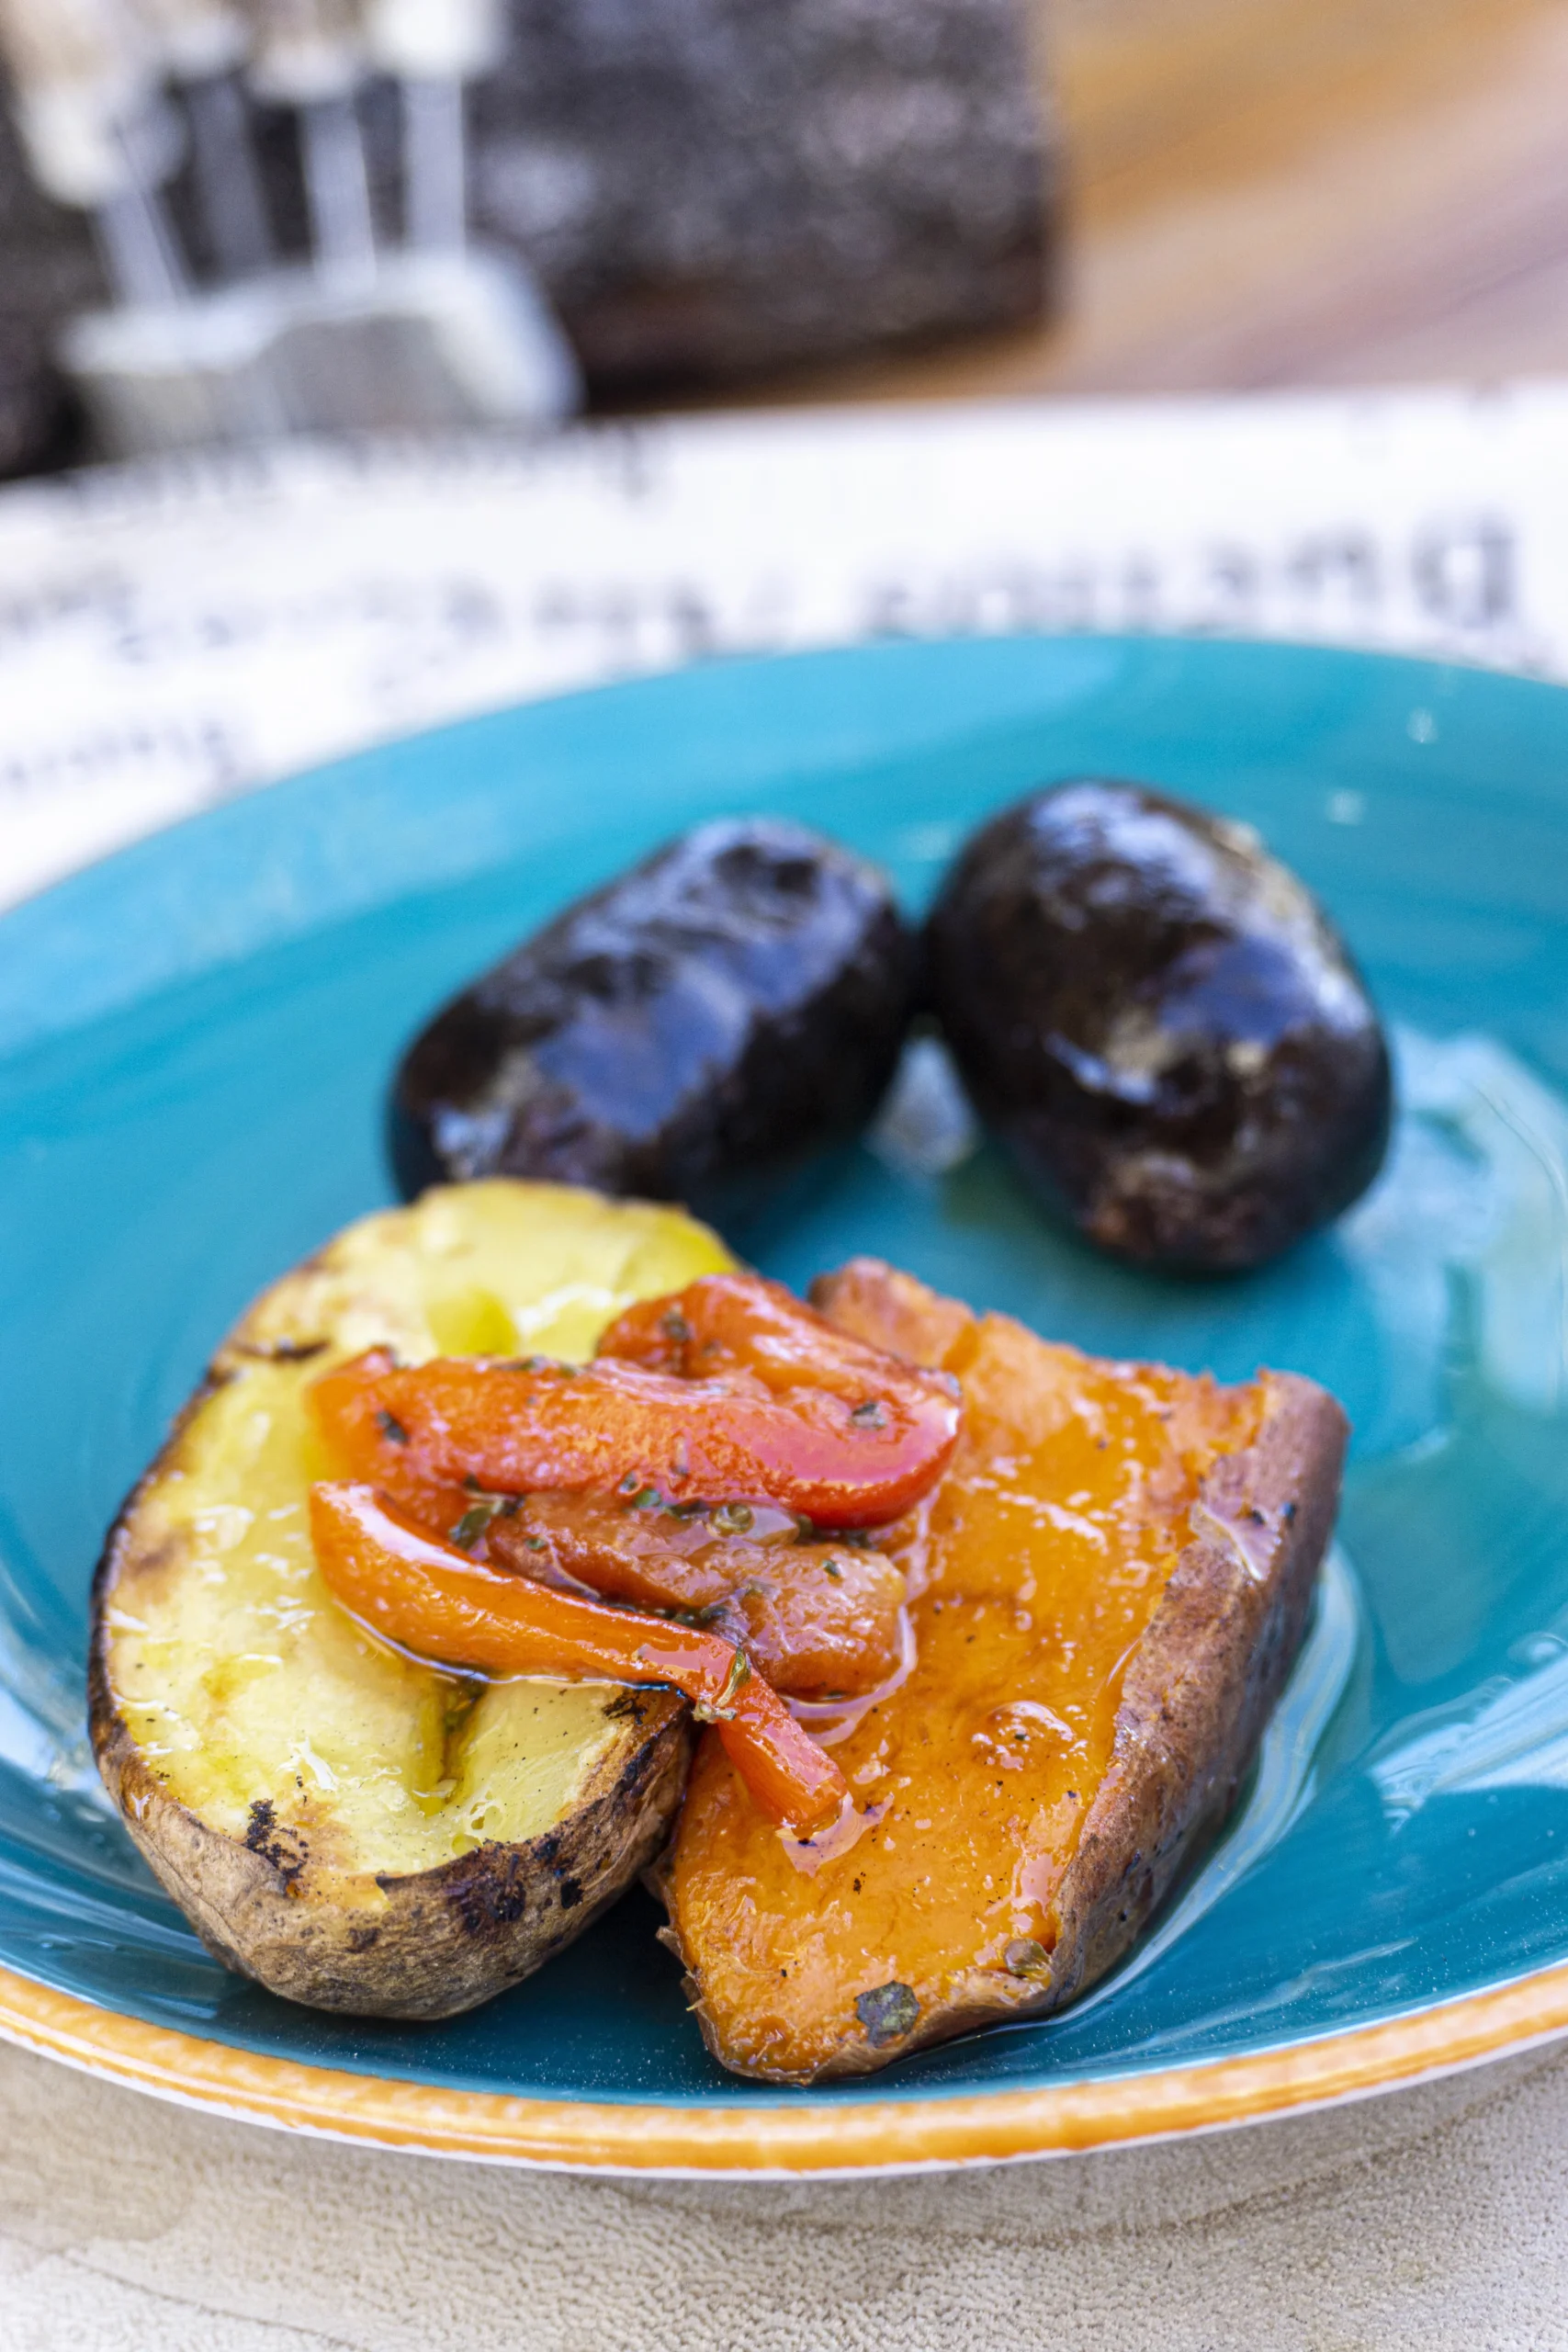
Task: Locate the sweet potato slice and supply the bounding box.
[657,1259,1347,2084]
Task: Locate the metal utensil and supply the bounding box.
[0,0,187,308]
[243,0,373,287]
[134,0,271,279]
[366,0,500,254]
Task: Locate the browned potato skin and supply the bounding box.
[88,1398,694,2022]
[90,1624,689,2021]
[86,1182,722,2021]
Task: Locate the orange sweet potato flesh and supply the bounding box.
[658,1259,1343,2085]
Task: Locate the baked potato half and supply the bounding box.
[90,1180,732,2018]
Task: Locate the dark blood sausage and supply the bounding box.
[391,819,914,1216]
[926,780,1393,1272]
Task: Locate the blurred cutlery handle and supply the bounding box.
[365,0,502,82]
[243,0,374,283]
[127,0,271,279]
[130,0,248,81]
[241,0,362,101]
[366,0,503,254]
[0,0,190,304]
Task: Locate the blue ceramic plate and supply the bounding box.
[6,635,1568,2175]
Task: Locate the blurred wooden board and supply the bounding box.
[716,0,1568,404]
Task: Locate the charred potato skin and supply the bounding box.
[391,819,915,1218]
[655,1371,1346,2082]
[926,782,1393,1271]
[87,1183,719,2021]
[90,1519,692,2020]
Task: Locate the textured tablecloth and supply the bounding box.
[4,2034,1565,2349]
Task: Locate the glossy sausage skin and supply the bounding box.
[391,819,914,1218]
[926,781,1393,1271]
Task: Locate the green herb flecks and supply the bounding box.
[449,1500,502,1550]
[693,1645,753,1724]
[716,1648,751,1714]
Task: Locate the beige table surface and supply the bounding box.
[4,2031,1568,2348]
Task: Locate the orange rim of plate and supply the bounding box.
[4,1958,1568,2172]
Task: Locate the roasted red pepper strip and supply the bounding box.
[309,1482,850,1835]
[600,1271,958,1407]
[484,1494,908,1700]
[310,1281,960,1528]
[310,1348,465,1521]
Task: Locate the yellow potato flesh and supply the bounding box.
[104,1182,732,1879]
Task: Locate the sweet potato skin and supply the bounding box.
[1043,1374,1343,2019]
[659,1265,1347,2082]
